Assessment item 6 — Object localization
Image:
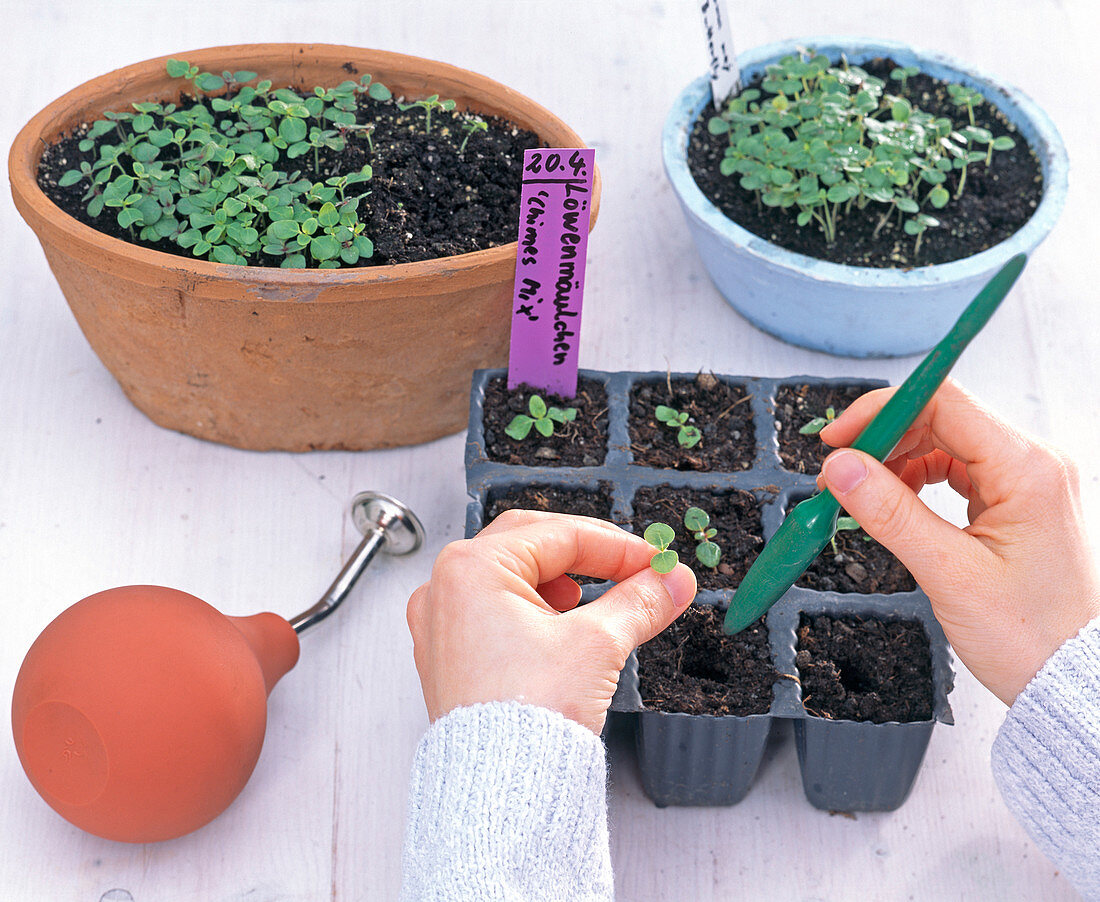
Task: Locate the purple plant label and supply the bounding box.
[700,0,740,107]
[506,148,595,398]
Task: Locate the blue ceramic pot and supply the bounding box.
[663,37,1069,357]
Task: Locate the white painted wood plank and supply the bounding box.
[0,2,1093,899]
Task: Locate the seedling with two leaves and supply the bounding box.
[655,405,702,448]
[504,395,577,440]
[643,523,679,574]
[644,506,722,574]
[397,94,456,134]
[829,515,871,556]
[799,406,837,435]
[685,507,722,569]
[460,117,489,153]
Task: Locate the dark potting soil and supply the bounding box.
[796,614,933,723]
[486,484,613,523]
[482,377,608,467]
[774,382,871,475]
[37,80,540,267]
[688,57,1044,268]
[638,604,777,717]
[628,485,765,591]
[629,373,755,471]
[485,483,614,586]
[790,500,917,594]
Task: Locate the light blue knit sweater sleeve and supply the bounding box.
[400,702,614,902]
[992,616,1100,901]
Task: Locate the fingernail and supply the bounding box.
[823,450,868,494]
[659,564,697,608]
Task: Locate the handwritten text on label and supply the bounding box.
[700,0,740,107]
[506,148,594,398]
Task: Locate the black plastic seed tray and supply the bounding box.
[465,368,954,811]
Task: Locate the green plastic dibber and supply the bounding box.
[723,253,1028,635]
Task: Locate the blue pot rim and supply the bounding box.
[663,36,1070,287]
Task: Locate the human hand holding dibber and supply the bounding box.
[11,491,424,843]
[723,254,1029,635]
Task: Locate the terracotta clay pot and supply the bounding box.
[10,44,600,451]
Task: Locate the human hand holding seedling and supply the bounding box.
[655,405,702,448]
[407,512,695,734]
[505,395,577,440]
[817,380,1100,705]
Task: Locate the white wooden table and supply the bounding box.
[2,2,1096,899]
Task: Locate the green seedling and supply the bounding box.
[459,116,489,153]
[504,395,577,440]
[946,82,983,125]
[59,60,393,269]
[655,405,702,448]
[684,507,721,569]
[707,49,1015,257]
[644,522,679,574]
[889,65,919,90]
[355,73,393,102]
[904,212,940,256]
[829,514,872,555]
[798,406,836,435]
[397,94,456,134]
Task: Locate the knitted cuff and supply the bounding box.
[992,616,1100,900]
[400,702,613,902]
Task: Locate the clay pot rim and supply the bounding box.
[9,42,600,289]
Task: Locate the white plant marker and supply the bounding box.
[699,0,741,108]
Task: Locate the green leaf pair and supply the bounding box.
[654,405,702,449]
[684,507,721,569]
[644,506,723,574]
[504,395,578,441]
[396,94,457,134]
[798,406,837,435]
[643,522,678,574]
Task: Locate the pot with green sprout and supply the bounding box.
[663,37,1066,357]
[466,368,954,809]
[10,43,599,450]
